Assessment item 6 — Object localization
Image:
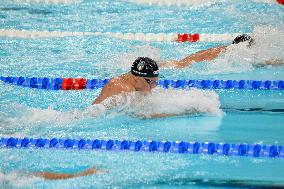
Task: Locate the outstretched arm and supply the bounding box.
[33,167,99,180]
[160,45,227,68]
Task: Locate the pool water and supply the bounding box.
[0,0,284,188]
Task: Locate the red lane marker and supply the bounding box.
[62,78,74,90]
[177,33,199,42]
[276,0,284,5]
[189,34,200,42]
[62,78,86,90]
[72,78,86,90]
[177,33,189,42]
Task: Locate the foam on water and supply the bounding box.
[0,87,222,130]
[0,103,78,125]
[194,26,284,75]
[95,87,223,118]
[0,170,39,188]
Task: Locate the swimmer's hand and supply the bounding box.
[33,166,107,180]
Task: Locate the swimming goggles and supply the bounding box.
[144,78,157,85]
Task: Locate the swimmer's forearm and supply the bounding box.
[160,45,227,68]
[179,45,227,66]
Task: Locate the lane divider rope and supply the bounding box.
[6,0,284,6]
[0,29,243,42]
[1,76,283,90]
[129,0,227,7]
[1,137,283,158]
[130,0,284,6]
[10,0,81,4]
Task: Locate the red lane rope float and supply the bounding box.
[61,78,86,90]
[177,34,200,42]
[277,0,284,5]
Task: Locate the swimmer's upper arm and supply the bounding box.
[92,79,134,105]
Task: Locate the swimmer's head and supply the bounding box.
[232,34,255,48]
[131,57,159,78]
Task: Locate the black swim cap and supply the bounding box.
[232,34,252,44]
[131,57,159,78]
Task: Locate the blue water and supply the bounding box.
[0,0,284,188]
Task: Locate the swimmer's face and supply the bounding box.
[144,77,158,89]
[135,76,158,92]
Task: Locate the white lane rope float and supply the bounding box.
[6,0,284,5]
[9,0,81,4]
[128,0,226,7]
[128,0,284,6]
[0,29,244,42]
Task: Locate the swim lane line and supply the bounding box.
[130,0,284,6]
[9,0,81,4]
[1,76,283,90]
[0,29,243,42]
[1,137,283,158]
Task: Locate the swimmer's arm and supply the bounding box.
[265,59,283,66]
[33,167,99,180]
[160,45,227,68]
[148,113,179,118]
[92,79,135,105]
[136,113,185,119]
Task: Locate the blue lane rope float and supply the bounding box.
[1,76,284,90]
[0,137,283,158]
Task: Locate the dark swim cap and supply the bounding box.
[232,34,252,44]
[131,57,159,78]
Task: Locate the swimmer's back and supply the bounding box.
[92,74,135,104]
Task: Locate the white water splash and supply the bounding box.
[0,104,80,125]
[0,171,39,188]
[199,26,284,74]
[96,87,223,118]
[0,87,222,128]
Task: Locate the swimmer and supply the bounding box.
[92,57,159,105]
[33,166,100,180]
[160,34,283,68]
[92,57,179,118]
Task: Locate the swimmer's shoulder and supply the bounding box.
[106,75,128,86]
[104,75,135,92]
